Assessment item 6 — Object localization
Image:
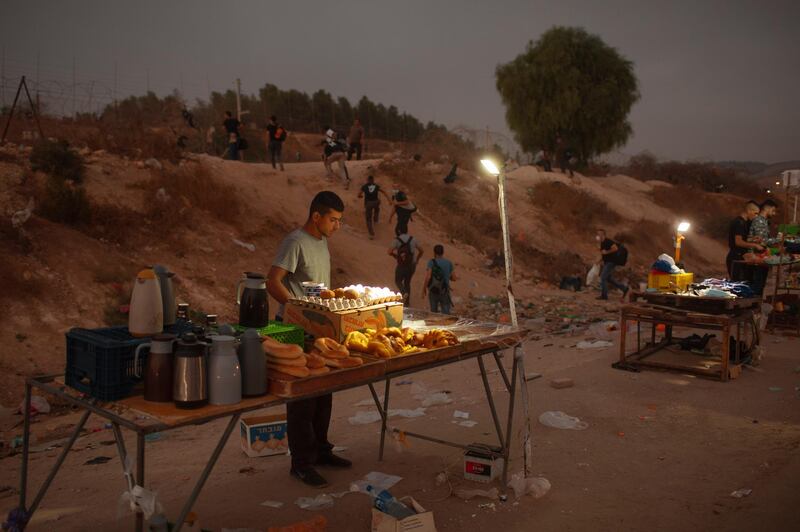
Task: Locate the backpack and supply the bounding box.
[428,259,448,295]
[614,243,628,266]
[274,127,287,141]
[395,236,414,267]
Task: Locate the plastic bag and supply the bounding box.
[576,340,613,349]
[507,472,551,499]
[538,411,589,430]
[295,494,334,510]
[350,471,403,494]
[420,392,452,407]
[586,263,600,288]
[19,395,51,416]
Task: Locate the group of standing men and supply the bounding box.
[727,199,779,295]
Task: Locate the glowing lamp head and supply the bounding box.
[677,221,690,233]
[481,159,500,176]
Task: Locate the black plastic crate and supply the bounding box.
[65,323,190,401]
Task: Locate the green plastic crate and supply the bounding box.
[234,321,304,347]
[778,224,800,236]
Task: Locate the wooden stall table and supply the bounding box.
[618,293,760,381]
[11,310,531,532]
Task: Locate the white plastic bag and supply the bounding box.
[538,411,589,430]
[586,264,600,288]
[507,472,551,499]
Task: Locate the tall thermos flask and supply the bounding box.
[239,329,267,396]
[208,335,242,405]
[236,272,268,328]
[129,269,163,337]
[134,334,177,402]
[153,265,177,326]
[173,332,208,409]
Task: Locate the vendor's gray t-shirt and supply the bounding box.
[272,229,331,314]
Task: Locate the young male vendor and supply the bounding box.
[267,191,351,488]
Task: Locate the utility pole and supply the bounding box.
[72,56,77,119]
[235,78,242,121]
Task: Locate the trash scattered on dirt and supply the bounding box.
[549,378,574,389]
[259,499,284,508]
[10,436,23,449]
[730,488,752,498]
[396,380,414,385]
[84,456,112,465]
[507,472,551,499]
[453,410,470,420]
[458,420,478,428]
[232,238,256,252]
[435,472,448,486]
[352,398,375,407]
[477,502,497,511]
[538,411,589,430]
[349,411,382,425]
[768,387,783,392]
[455,487,499,500]
[295,494,334,510]
[18,395,51,416]
[350,471,403,494]
[576,340,613,349]
[421,392,452,407]
[239,467,257,475]
[144,432,161,442]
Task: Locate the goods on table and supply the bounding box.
[237,272,269,328]
[290,284,403,311]
[263,336,311,378]
[345,327,459,358]
[312,337,364,368]
[129,268,164,337]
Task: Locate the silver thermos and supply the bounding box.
[173,332,208,409]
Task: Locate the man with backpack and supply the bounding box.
[389,191,417,236]
[423,245,457,314]
[596,229,629,300]
[266,115,287,171]
[358,175,390,239]
[389,232,424,306]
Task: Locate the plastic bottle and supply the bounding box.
[365,485,416,519]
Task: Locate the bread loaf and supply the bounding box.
[267,355,307,367]
[314,337,349,358]
[305,352,327,369]
[262,336,305,359]
[268,364,310,379]
[309,366,331,376]
[324,356,364,368]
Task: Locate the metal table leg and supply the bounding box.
[492,351,512,392]
[26,409,92,517]
[378,379,391,461]
[18,382,32,513]
[136,434,145,532]
[477,355,505,450]
[172,414,240,532]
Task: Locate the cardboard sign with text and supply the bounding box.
[371,497,436,532]
[284,302,403,341]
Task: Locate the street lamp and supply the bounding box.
[675,221,690,263]
[480,156,532,477]
[481,158,501,176]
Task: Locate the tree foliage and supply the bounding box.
[495,26,639,164]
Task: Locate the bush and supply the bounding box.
[30,139,84,184]
[37,176,91,224]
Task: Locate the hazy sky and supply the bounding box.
[2,0,798,162]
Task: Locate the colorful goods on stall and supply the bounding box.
[344,327,459,358]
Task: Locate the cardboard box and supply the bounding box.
[463,449,503,483]
[284,301,404,341]
[240,413,288,457]
[371,497,436,532]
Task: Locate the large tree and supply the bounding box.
[495,26,639,165]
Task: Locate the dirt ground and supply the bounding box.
[2,289,798,531]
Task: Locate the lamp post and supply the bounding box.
[480,158,532,477]
[675,221,690,263]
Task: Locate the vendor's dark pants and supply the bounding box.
[395,264,415,305]
[287,394,333,469]
[727,251,748,282]
[365,200,380,236]
[750,265,769,296]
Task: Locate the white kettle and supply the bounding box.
[129,268,164,337]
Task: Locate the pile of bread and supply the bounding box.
[344,327,459,358]
[262,335,363,379]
